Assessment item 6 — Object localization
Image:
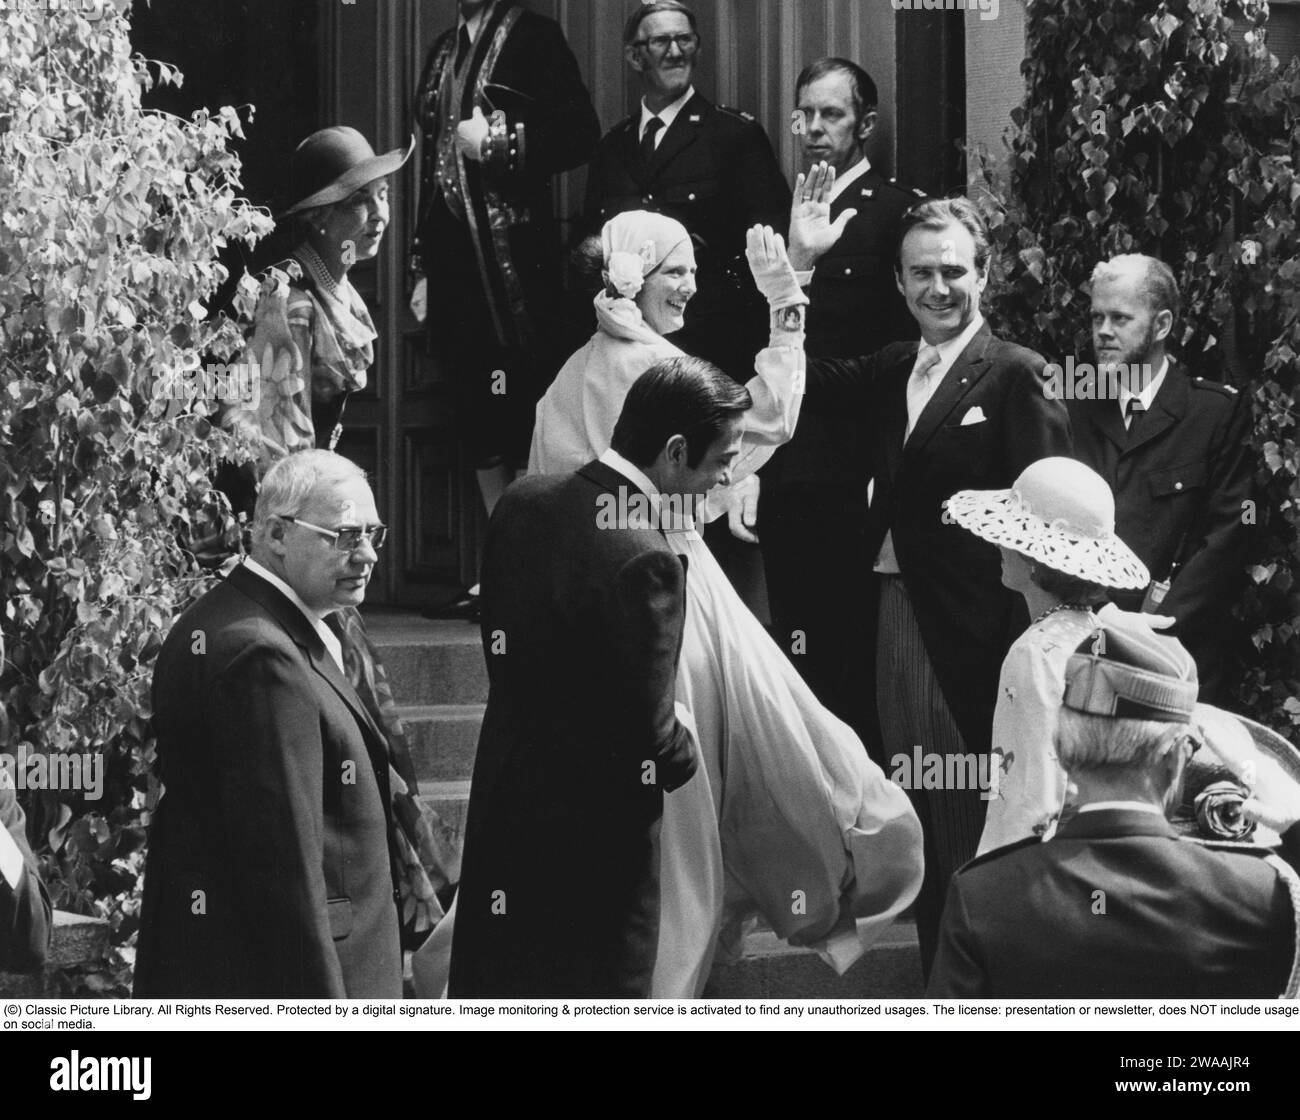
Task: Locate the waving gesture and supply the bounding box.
[788,161,857,272]
[746,225,807,311]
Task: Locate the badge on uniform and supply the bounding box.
[689,114,701,123]
[862,188,874,197]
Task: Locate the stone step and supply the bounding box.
[362,611,487,707]
[420,780,472,842]
[703,921,923,999]
[402,703,484,784]
[0,911,112,998]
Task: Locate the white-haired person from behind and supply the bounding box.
[928,616,1300,999]
[946,457,1154,853]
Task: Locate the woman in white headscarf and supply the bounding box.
[529,201,924,998]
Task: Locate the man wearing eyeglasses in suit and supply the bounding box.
[136,450,402,998]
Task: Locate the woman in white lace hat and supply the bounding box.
[946,456,1152,853]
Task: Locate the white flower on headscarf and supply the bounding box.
[605,242,655,298]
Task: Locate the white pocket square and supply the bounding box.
[960,406,987,426]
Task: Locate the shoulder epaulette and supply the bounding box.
[888,177,929,201]
[717,105,758,124]
[1191,376,1239,397]
[956,834,1041,874]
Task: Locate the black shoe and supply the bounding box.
[422,591,480,622]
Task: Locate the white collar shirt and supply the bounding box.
[600,448,664,524]
[1076,801,1165,816]
[828,155,871,204]
[640,86,696,147]
[907,312,986,435]
[874,312,987,574]
[242,558,346,675]
[1117,357,1169,428]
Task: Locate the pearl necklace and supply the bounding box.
[1033,602,1093,625]
[298,243,344,302]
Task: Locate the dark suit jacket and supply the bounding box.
[449,461,697,998]
[805,323,1073,759]
[0,777,51,972]
[135,564,401,998]
[413,0,600,348]
[1068,365,1253,687]
[928,809,1300,998]
[583,91,791,378]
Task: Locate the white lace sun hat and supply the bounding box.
[945,457,1150,590]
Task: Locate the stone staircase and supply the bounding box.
[366,609,923,999]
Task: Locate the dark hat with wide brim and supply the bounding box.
[280,126,414,217]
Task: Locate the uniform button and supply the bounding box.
[689,192,696,201]
[1175,482,1183,491]
[844,267,852,275]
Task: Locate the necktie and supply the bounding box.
[1123,397,1144,431]
[905,344,943,440]
[455,24,472,75]
[641,117,664,169]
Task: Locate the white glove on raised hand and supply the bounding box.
[746,225,807,310]
[456,107,490,162]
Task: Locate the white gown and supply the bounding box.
[533,295,923,997]
[413,296,925,998]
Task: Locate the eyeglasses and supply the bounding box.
[634,32,699,55]
[284,516,388,553]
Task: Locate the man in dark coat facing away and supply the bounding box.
[449,357,758,998]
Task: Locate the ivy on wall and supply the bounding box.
[0,0,269,990]
[973,0,1300,733]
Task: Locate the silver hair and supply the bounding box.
[1055,707,1186,772]
[1089,254,1181,319]
[252,450,368,541]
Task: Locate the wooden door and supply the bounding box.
[319,0,956,606]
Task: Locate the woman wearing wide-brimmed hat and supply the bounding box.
[231,126,412,465]
[224,126,457,949]
[946,456,1153,853]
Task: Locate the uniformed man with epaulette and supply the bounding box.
[582,1,791,382]
[928,617,1300,999]
[1067,254,1254,700]
[762,57,926,734]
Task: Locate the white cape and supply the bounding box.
[414,295,924,999]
